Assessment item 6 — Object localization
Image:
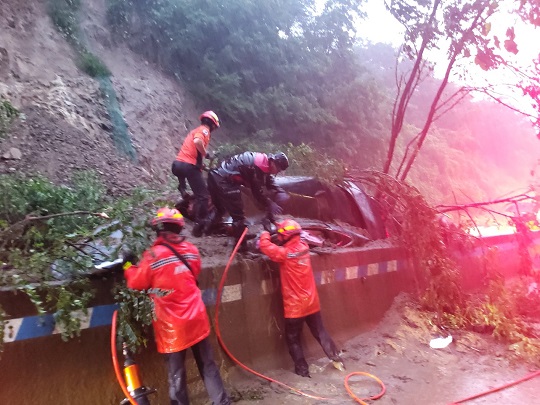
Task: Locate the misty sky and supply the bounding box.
[358,0,540,116]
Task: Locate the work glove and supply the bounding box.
[261,217,276,234]
[268,200,283,216]
[121,249,138,270]
[257,231,271,250]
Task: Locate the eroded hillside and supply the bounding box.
[0,0,205,194]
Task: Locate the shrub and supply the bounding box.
[0,99,19,139]
[77,51,111,78]
[0,172,163,353]
[47,0,82,43]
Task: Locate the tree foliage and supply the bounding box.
[106,0,388,165]
[0,99,19,139]
[382,0,540,180]
[0,172,159,352]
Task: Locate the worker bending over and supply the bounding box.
[258,219,344,377]
[205,151,289,249]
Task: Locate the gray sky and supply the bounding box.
[357,0,539,115]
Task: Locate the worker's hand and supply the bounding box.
[261,217,276,234]
[268,200,283,216]
[121,249,138,270]
[205,150,215,160]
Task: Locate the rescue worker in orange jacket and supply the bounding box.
[258,219,344,378]
[206,151,290,249]
[172,111,220,237]
[123,207,230,405]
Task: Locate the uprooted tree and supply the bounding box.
[351,169,540,364]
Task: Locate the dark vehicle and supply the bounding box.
[274,176,386,241]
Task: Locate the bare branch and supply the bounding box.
[25,211,110,222]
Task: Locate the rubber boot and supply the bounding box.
[175,192,192,218]
[203,210,221,236]
[192,216,211,237]
[294,365,311,378]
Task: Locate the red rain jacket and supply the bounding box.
[259,232,320,319]
[124,234,210,353]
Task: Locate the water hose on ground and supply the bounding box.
[214,228,386,403]
[448,369,540,404]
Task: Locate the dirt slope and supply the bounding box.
[0,0,300,267]
[0,0,205,193]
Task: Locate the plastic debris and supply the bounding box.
[332,360,346,371]
[95,258,123,270]
[429,335,453,349]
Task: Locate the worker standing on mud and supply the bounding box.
[123,207,231,405]
[172,111,220,237]
[258,219,344,377]
[205,151,290,250]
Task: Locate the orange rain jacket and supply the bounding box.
[176,125,211,166]
[124,234,210,353]
[259,232,320,319]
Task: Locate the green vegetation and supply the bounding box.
[0,99,19,139]
[114,287,155,352]
[104,0,538,205]
[105,0,387,162]
[47,0,110,78]
[77,51,111,78]
[0,172,160,353]
[4,0,537,363]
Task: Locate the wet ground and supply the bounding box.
[228,294,540,405]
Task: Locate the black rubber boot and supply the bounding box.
[175,197,191,218]
[203,210,221,236]
[294,366,311,378]
[192,222,204,237]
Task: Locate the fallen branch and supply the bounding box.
[25,211,110,222]
[0,211,109,249]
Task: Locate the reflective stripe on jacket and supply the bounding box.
[259,232,320,318]
[124,234,210,353]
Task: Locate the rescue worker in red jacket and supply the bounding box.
[258,219,344,377]
[123,207,230,405]
[172,111,220,237]
[206,151,290,248]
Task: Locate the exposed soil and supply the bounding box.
[0,0,208,193]
[228,293,540,405]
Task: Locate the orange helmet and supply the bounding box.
[199,111,220,128]
[151,207,185,231]
[276,219,302,240]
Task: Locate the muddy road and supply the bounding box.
[227,294,540,405]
